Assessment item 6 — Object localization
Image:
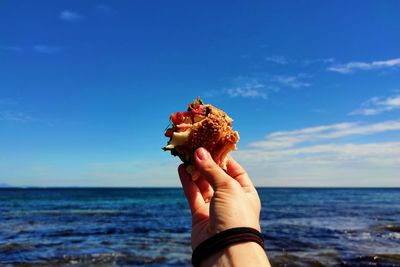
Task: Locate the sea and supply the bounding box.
[0,188,399,267]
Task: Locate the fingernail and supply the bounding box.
[195,147,209,161]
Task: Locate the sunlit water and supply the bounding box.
[0,188,399,266]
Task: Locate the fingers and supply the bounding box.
[226,155,255,190]
[194,176,214,203]
[192,147,255,193]
[194,147,233,190]
[178,164,205,213]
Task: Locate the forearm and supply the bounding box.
[199,242,271,267]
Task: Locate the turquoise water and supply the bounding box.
[0,188,399,266]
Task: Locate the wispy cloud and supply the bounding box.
[33,45,62,54]
[350,94,400,116]
[265,55,288,65]
[302,58,334,66]
[226,82,268,99]
[271,74,311,89]
[236,119,400,186]
[0,110,33,122]
[60,10,83,22]
[206,82,268,100]
[248,120,400,150]
[206,73,311,100]
[206,77,271,100]
[0,45,22,52]
[327,58,400,74]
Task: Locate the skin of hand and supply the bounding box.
[178,147,262,249]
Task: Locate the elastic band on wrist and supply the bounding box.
[191,227,264,267]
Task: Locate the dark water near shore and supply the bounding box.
[0,188,399,266]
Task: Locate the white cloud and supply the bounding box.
[206,78,270,100]
[265,56,288,65]
[60,10,83,22]
[0,109,52,125]
[328,58,400,74]
[0,110,32,122]
[33,45,62,54]
[4,118,399,187]
[226,82,268,99]
[206,73,311,100]
[236,119,400,187]
[248,120,400,150]
[271,74,311,89]
[302,58,334,66]
[351,94,400,116]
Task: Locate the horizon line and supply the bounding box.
[1,186,399,189]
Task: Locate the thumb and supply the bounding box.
[194,147,231,190]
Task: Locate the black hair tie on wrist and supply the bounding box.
[191,227,264,267]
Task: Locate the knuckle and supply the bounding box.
[202,161,217,174]
[217,178,236,189]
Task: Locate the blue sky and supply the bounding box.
[1,1,400,187]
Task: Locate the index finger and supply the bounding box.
[226,155,256,191]
[178,164,205,214]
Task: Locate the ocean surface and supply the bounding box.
[0,188,399,266]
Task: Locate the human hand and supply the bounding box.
[178,147,262,249]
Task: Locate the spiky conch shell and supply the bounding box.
[172,104,240,180]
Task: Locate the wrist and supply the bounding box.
[200,242,270,267]
[192,227,268,267]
